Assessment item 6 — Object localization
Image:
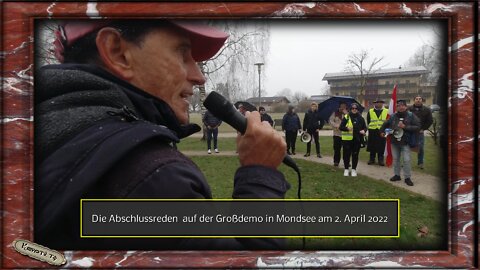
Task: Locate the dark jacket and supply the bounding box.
[260,113,274,126]
[203,110,222,128]
[409,105,433,131]
[380,111,421,145]
[282,112,301,132]
[339,112,367,143]
[35,64,290,250]
[303,109,324,132]
[366,108,387,152]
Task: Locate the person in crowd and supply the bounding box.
[408,95,433,169]
[339,103,367,177]
[259,106,274,127]
[329,101,347,166]
[35,19,289,250]
[380,100,421,186]
[282,105,301,155]
[203,110,222,154]
[238,104,247,116]
[366,99,388,166]
[302,102,324,158]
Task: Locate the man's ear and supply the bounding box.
[95,27,134,80]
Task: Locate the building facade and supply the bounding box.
[323,66,435,107]
[246,96,290,112]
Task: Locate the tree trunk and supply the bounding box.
[198,62,207,141]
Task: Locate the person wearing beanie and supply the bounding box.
[339,103,367,177]
[303,102,324,158]
[282,106,301,155]
[329,101,348,166]
[380,100,421,186]
[203,110,222,154]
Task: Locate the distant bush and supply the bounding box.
[297,100,311,113]
[271,103,289,113]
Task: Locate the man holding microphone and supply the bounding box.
[35,20,289,250]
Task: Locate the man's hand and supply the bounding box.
[237,111,286,169]
[380,132,385,138]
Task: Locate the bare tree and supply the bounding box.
[196,21,270,139]
[320,83,331,95]
[345,49,386,105]
[276,88,293,102]
[189,87,202,112]
[404,44,440,85]
[37,21,60,66]
[292,91,308,105]
[201,21,270,103]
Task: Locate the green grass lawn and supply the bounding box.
[178,135,445,177]
[188,156,446,250]
[182,114,446,250]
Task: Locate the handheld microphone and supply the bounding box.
[204,91,304,248]
[203,91,299,172]
[203,91,247,135]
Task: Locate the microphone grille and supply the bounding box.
[203,91,231,116]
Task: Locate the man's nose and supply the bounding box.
[187,62,206,85]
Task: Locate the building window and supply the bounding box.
[418,89,423,94]
[385,91,388,95]
[406,80,410,84]
[386,81,390,85]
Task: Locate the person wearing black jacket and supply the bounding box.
[303,102,324,158]
[366,99,388,166]
[259,106,274,127]
[339,103,367,177]
[282,106,302,155]
[408,95,433,169]
[203,110,222,154]
[381,100,421,186]
[35,20,289,250]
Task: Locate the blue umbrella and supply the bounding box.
[316,96,364,120]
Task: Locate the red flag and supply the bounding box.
[384,85,397,167]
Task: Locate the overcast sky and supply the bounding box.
[262,20,444,97]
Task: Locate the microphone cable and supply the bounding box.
[283,156,306,249]
[203,91,305,248]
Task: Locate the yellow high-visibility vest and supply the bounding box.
[368,108,388,130]
[341,115,353,141]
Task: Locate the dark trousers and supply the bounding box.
[306,130,320,154]
[369,152,384,162]
[333,136,342,164]
[285,130,297,153]
[207,128,218,149]
[342,139,361,170]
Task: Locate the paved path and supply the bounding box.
[181,150,443,202]
[190,131,435,138]
[190,131,331,138]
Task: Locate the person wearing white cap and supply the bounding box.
[35,20,288,250]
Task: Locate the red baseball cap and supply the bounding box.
[53,20,229,62]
